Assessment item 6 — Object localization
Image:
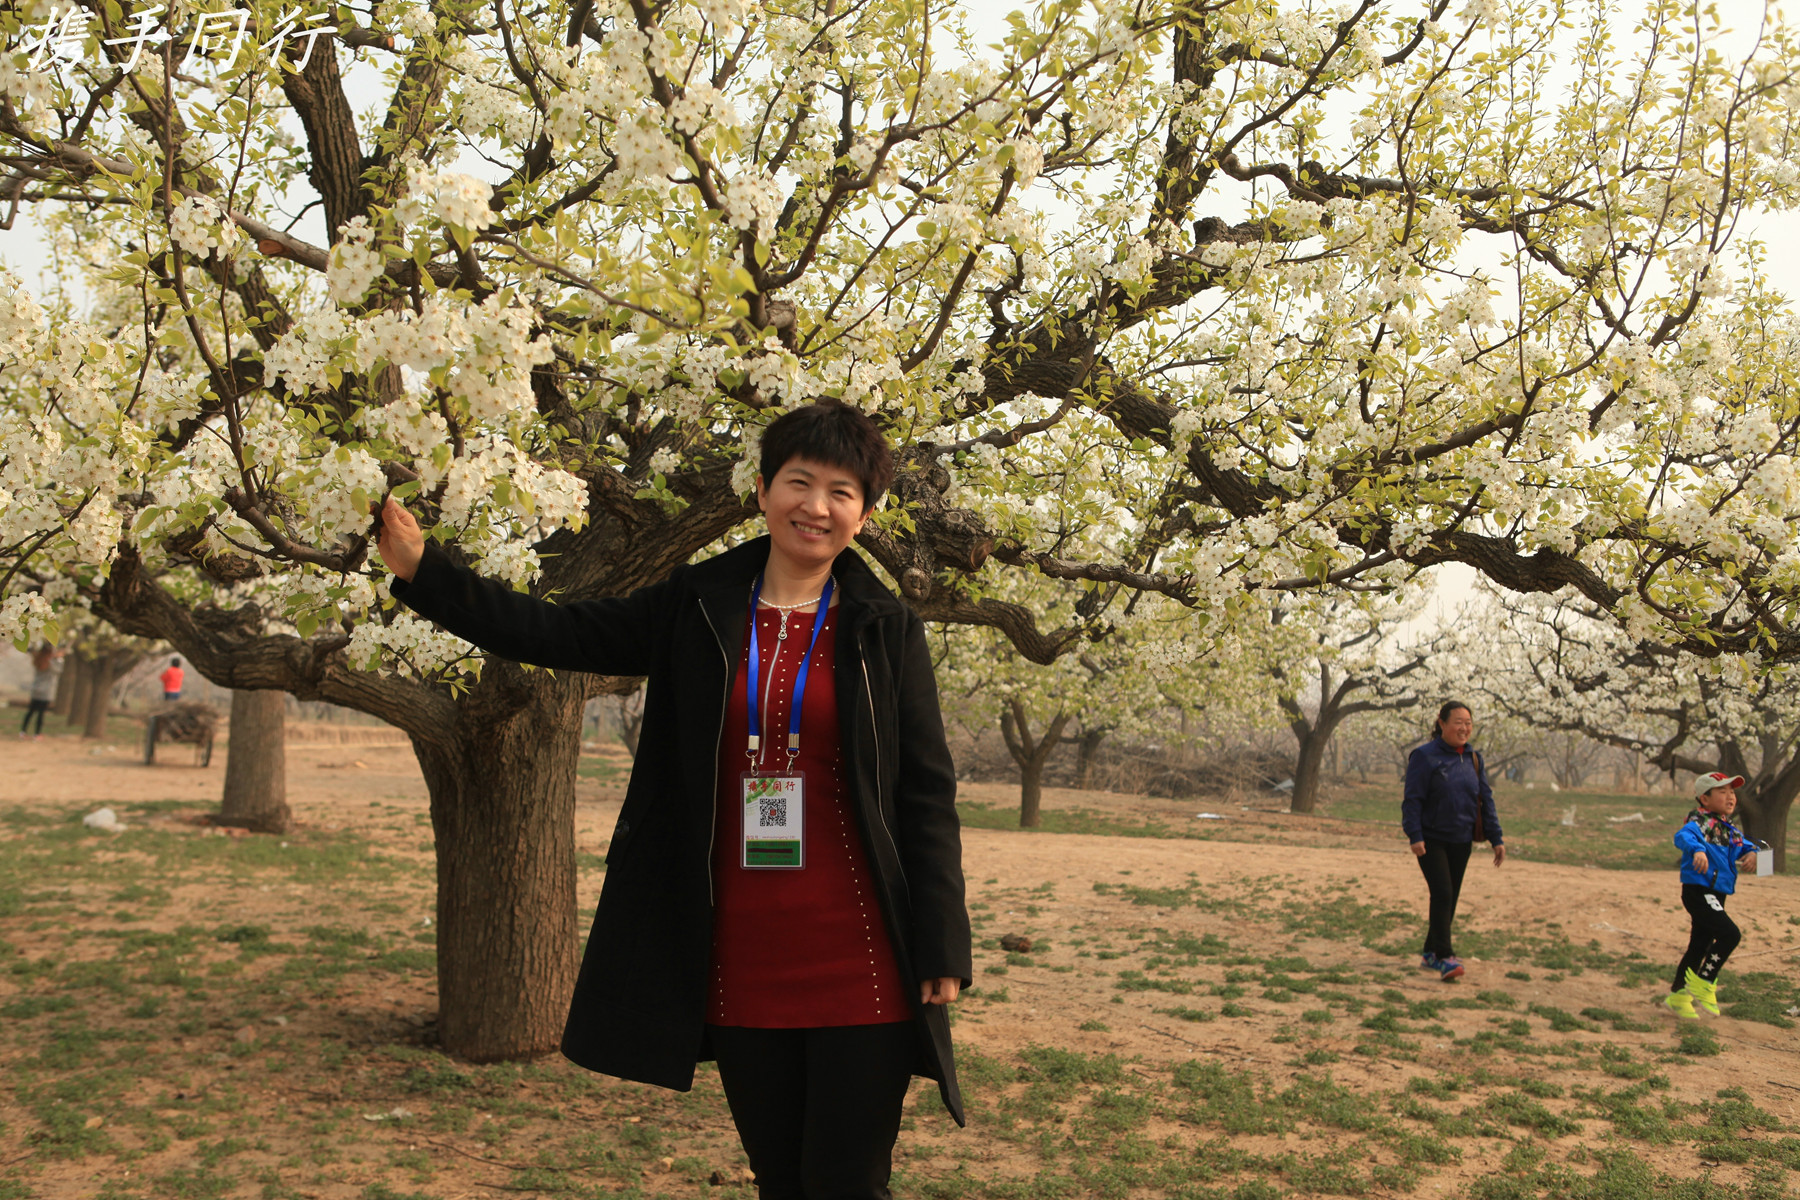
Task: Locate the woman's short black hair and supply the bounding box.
[1433,700,1470,739]
[758,400,895,513]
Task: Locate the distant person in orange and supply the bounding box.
[160,657,184,700]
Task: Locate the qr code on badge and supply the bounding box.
[757,795,787,828]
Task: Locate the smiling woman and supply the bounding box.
[375,400,971,1200]
[1402,701,1506,985]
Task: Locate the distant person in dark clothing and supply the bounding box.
[160,657,184,700]
[1403,701,1505,982]
[20,644,58,738]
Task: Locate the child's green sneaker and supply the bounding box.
[1665,989,1699,1020]
[1684,969,1720,1016]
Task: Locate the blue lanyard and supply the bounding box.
[745,574,834,768]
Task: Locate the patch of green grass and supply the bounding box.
[1172,1061,1292,1135]
[961,803,1191,841]
[1279,889,1416,948]
[1527,1003,1599,1033]
[1017,1045,1125,1087]
[1579,1006,1655,1033]
[1484,1090,1582,1137]
[1722,972,1800,1029]
[576,754,628,784]
[1677,1024,1723,1057]
[1115,970,1193,994]
[1,993,76,1018]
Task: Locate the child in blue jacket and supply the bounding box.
[1666,771,1758,1019]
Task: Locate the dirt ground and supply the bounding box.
[3,729,1799,1199]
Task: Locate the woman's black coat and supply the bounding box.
[391,535,972,1123]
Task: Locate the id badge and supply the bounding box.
[741,772,804,869]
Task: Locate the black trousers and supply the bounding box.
[1416,839,1473,958]
[1673,884,1741,990]
[709,1022,915,1200]
[20,699,49,735]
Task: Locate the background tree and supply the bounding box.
[1260,590,1431,813]
[218,689,292,833]
[1454,590,1800,871]
[5,0,1800,1058]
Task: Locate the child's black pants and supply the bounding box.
[1673,883,1740,989]
[1416,839,1472,958]
[708,1022,915,1200]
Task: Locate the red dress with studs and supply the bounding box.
[707,601,910,1027]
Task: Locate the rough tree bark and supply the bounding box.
[1001,698,1072,829]
[218,690,292,833]
[1715,739,1795,875]
[81,652,119,739]
[81,651,141,740]
[1068,726,1109,791]
[1284,707,1342,815]
[411,667,587,1061]
[52,652,74,716]
[616,689,645,759]
[64,651,93,726]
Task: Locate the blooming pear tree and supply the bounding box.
[1449,588,1800,871]
[5,0,1800,1057]
[935,584,1213,825]
[1256,588,1433,813]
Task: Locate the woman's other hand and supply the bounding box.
[374,496,425,582]
[1410,842,1427,858]
[919,977,960,1006]
[1492,843,1506,867]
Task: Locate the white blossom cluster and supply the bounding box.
[328,218,386,303]
[169,195,242,260]
[346,609,478,676]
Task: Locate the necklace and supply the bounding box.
[758,577,833,641]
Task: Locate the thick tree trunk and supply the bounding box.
[218,690,292,833]
[1290,727,1329,814]
[618,690,644,758]
[1287,707,1345,815]
[64,653,93,726]
[412,669,587,1061]
[1018,757,1048,829]
[82,654,115,739]
[1737,777,1795,875]
[1001,699,1071,829]
[1073,727,1107,790]
[52,654,74,716]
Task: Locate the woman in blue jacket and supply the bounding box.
[1402,702,1505,981]
[1666,772,1757,1019]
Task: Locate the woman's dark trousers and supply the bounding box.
[1417,839,1473,958]
[709,1022,915,1200]
[21,699,49,735]
[1672,884,1741,989]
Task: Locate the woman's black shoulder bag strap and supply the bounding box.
[1471,751,1488,843]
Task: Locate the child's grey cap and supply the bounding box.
[1691,771,1746,798]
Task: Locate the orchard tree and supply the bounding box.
[5,0,1800,1059]
[1261,589,1431,813]
[1455,589,1800,871]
